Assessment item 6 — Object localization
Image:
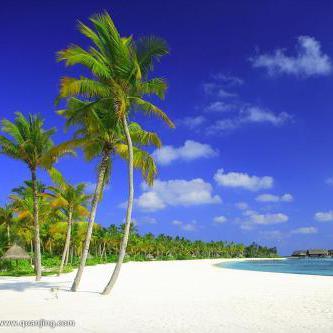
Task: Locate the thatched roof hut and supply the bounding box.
[1,244,30,260]
[291,250,307,257]
[307,249,328,257]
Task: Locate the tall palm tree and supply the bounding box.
[57,11,174,294]
[57,97,162,291]
[0,204,14,246]
[0,113,71,280]
[48,168,91,275]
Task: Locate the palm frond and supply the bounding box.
[130,97,175,128]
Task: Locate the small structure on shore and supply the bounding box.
[307,249,328,257]
[1,244,31,265]
[291,249,331,257]
[291,250,307,257]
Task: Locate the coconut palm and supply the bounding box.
[57,97,161,291]
[10,180,65,252]
[0,113,71,280]
[57,11,174,294]
[48,168,91,275]
[0,204,14,246]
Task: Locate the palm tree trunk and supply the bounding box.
[65,245,70,265]
[7,225,10,245]
[58,207,73,276]
[71,152,109,291]
[31,168,42,281]
[102,116,134,295]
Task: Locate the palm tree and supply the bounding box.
[48,168,91,275]
[0,113,71,280]
[0,204,14,246]
[57,11,174,294]
[57,97,162,291]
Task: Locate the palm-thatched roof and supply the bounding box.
[1,244,30,260]
[307,249,328,256]
[291,250,307,257]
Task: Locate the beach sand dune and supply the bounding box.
[1,259,333,332]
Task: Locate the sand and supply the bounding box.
[0,259,333,332]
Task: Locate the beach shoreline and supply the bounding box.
[1,258,332,332]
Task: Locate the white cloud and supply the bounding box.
[249,212,288,225]
[214,169,273,191]
[213,216,227,224]
[208,106,291,134]
[172,219,197,232]
[136,192,165,211]
[242,106,291,126]
[238,209,288,230]
[153,140,218,166]
[211,73,244,86]
[256,193,293,203]
[140,216,157,225]
[235,202,249,210]
[136,178,222,212]
[326,177,333,186]
[290,227,318,235]
[178,116,206,129]
[314,211,333,222]
[203,83,237,99]
[252,36,332,77]
[204,101,237,113]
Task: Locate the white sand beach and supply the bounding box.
[1,259,333,333]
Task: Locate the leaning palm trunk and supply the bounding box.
[7,225,10,245]
[31,168,42,281]
[58,207,73,275]
[102,116,134,295]
[71,152,109,291]
[64,245,70,265]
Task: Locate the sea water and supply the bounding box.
[220,258,333,276]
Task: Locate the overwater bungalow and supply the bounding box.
[307,249,328,257]
[291,250,307,257]
[328,250,333,256]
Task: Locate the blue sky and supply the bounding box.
[1,0,333,255]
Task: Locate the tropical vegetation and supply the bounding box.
[0,11,279,293]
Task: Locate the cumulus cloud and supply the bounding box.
[172,220,197,232]
[214,169,273,191]
[252,36,332,77]
[153,140,218,166]
[135,178,221,212]
[235,202,249,210]
[213,216,227,224]
[204,101,237,113]
[256,193,293,203]
[247,212,288,225]
[178,116,206,129]
[240,210,288,230]
[242,106,291,125]
[290,227,318,235]
[207,106,291,134]
[203,74,243,98]
[314,211,333,222]
[211,73,244,86]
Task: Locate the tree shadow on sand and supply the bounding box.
[0,279,101,294]
[0,279,72,292]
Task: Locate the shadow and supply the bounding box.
[0,279,73,292]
